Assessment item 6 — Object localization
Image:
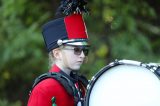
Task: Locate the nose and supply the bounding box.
[79,51,85,58]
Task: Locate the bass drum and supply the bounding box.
[84,60,160,106]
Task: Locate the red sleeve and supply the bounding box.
[27,78,74,106]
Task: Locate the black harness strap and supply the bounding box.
[31,72,75,95]
[78,74,89,87]
[30,72,81,105]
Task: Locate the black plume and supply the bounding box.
[56,0,89,16]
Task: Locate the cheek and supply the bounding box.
[64,51,76,62]
[67,54,77,63]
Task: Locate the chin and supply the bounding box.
[72,66,81,71]
[69,64,82,71]
[73,68,80,71]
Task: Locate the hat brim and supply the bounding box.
[57,39,89,46]
[66,41,89,46]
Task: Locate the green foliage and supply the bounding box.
[0,0,160,105]
[0,99,21,106]
[85,0,160,77]
[0,0,51,104]
[109,31,153,61]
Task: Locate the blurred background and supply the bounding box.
[0,0,160,105]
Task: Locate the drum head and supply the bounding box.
[86,64,160,106]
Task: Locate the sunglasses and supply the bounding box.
[63,45,90,56]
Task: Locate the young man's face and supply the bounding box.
[60,45,89,71]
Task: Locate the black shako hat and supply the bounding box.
[42,14,89,52]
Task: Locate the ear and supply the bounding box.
[52,48,61,60]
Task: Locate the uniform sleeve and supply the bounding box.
[27,86,52,106]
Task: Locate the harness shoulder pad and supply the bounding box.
[30,72,75,96]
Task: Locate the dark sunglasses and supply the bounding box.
[63,45,90,56]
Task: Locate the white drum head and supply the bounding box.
[88,65,160,106]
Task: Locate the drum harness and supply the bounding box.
[29,71,88,106]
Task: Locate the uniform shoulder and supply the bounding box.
[33,78,64,93]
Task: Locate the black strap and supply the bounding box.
[30,72,81,105]
[31,72,77,95]
[78,74,89,87]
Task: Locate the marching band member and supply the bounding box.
[27,0,90,106]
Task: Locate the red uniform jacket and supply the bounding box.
[27,65,75,106]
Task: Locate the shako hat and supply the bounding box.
[42,0,89,52]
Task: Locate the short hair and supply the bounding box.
[48,51,55,68]
[48,46,63,68]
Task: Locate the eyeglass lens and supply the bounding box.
[74,47,89,56]
[63,45,90,56]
